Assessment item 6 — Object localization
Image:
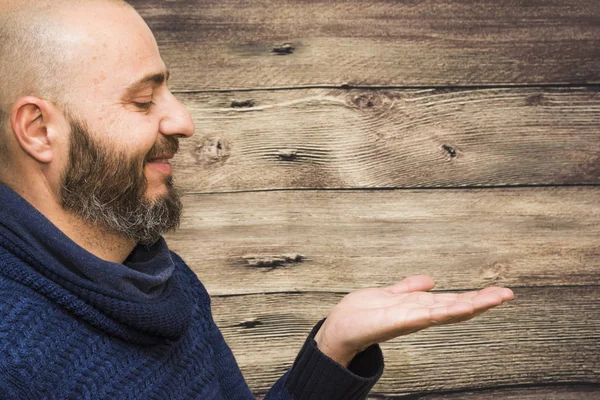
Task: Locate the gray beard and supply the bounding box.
[59,116,182,245]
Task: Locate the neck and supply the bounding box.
[59,214,137,263]
[10,182,136,263]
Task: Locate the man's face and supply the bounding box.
[52,4,195,244]
[60,115,182,245]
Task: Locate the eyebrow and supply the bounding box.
[122,69,170,97]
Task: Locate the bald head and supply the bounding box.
[0,0,132,163]
[0,0,194,257]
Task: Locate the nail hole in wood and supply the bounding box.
[272,43,295,55]
[442,144,457,158]
[525,94,545,106]
[242,253,304,269]
[231,99,255,108]
[278,149,298,161]
[234,319,263,329]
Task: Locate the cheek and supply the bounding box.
[104,116,158,156]
[53,139,72,185]
[53,121,73,176]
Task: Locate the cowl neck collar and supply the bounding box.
[0,183,193,344]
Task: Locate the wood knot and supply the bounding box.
[480,262,509,281]
[525,94,546,106]
[234,318,263,329]
[272,43,295,55]
[242,253,304,269]
[231,99,256,108]
[278,148,298,161]
[349,92,391,111]
[352,94,379,109]
[441,144,457,158]
[195,138,230,165]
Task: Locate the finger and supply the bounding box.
[423,287,512,306]
[429,293,461,304]
[452,287,514,303]
[411,292,442,305]
[498,287,515,301]
[414,292,463,306]
[473,286,514,300]
[471,288,513,311]
[457,287,497,300]
[438,289,514,324]
[440,302,498,324]
[386,275,435,294]
[430,302,475,325]
[393,289,514,334]
[400,301,475,332]
[404,291,457,306]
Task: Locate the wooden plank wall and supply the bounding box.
[130,0,600,398]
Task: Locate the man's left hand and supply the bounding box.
[313,275,515,367]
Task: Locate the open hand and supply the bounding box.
[314,275,514,367]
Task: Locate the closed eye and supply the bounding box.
[133,101,154,111]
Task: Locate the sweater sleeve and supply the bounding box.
[264,318,384,400]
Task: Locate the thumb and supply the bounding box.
[386,275,436,294]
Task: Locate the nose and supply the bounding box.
[159,91,195,138]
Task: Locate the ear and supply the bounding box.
[10,96,62,164]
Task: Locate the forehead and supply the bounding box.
[62,4,166,100]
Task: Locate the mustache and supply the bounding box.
[145,136,179,162]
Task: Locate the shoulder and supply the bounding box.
[0,251,66,316]
[0,275,86,363]
[0,274,74,324]
[0,273,49,310]
[169,250,212,307]
[169,251,205,287]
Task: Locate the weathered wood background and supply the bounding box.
[130,0,600,398]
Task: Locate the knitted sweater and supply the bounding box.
[0,184,384,399]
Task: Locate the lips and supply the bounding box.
[146,153,174,176]
[147,154,174,163]
[146,155,174,176]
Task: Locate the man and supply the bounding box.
[0,0,514,399]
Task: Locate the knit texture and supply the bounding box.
[0,184,384,399]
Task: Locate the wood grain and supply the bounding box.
[126,0,600,396]
[129,0,600,89]
[210,286,600,396]
[164,187,600,295]
[170,87,600,192]
[375,384,600,399]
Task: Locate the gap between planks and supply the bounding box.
[209,283,600,299]
[361,382,600,400]
[182,183,600,197]
[172,82,600,95]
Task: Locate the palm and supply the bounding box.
[315,275,514,365]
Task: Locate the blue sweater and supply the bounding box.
[0,184,383,399]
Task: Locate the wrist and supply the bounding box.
[314,327,358,368]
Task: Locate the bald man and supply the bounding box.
[0,1,514,399]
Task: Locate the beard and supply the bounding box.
[59,116,183,245]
